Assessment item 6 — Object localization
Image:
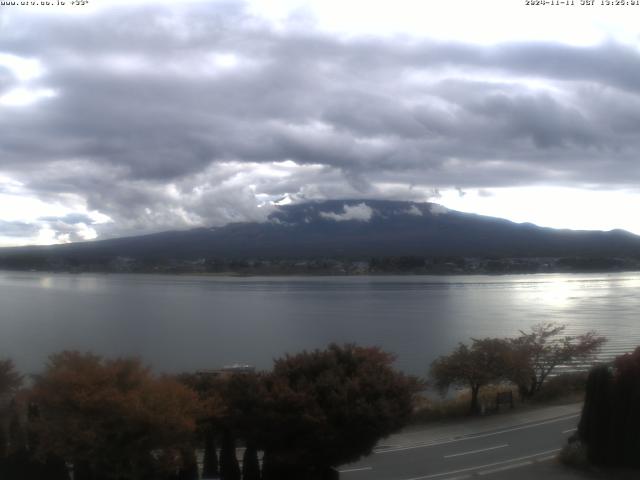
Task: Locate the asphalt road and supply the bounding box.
[339,413,580,480]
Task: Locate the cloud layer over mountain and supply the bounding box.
[2,1,640,243]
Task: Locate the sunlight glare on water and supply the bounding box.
[1,271,639,376]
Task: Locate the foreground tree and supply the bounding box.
[430,338,511,414]
[175,372,223,480]
[242,443,260,480]
[578,346,640,467]
[29,351,200,480]
[258,344,420,479]
[219,429,241,480]
[0,360,22,399]
[578,364,612,465]
[508,323,605,399]
[212,372,267,479]
[201,428,219,479]
[0,359,23,474]
[177,449,198,480]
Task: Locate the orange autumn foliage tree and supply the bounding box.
[0,359,23,459]
[29,351,200,480]
[0,359,22,399]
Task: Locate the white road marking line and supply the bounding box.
[443,444,508,459]
[450,415,580,441]
[479,453,559,475]
[534,455,558,462]
[400,448,561,480]
[376,414,579,454]
[562,428,577,434]
[375,442,443,454]
[338,466,373,473]
[478,460,532,475]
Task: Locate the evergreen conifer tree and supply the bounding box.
[73,460,94,480]
[242,443,260,480]
[178,449,199,480]
[44,454,70,480]
[578,365,612,465]
[0,424,8,459]
[219,430,240,480]
[202,429,219,478]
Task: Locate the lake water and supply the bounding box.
[2,271,640,376]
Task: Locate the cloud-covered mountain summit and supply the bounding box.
[3,200,640,265]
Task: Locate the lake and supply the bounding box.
[2,271,639,376]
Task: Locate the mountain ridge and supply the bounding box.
[1,200,640,271]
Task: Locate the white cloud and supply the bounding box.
[0,53,45,81]
[0,87,56,107]
[0,174,112,246]
[430,204,449,216]
[244,0,639,46]
[406,205,422,216]
[436,186,640,234]
[320,203,374,222]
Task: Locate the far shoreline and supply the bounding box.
[2,267,640,278]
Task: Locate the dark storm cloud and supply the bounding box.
[39,213,95,225]
[0,220,39,238]
[2,1,640,239]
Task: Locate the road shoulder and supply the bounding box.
[378,402,582,452]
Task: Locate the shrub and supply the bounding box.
[411,384,518,423]
[530,372,588,403]
[559,438,589,470]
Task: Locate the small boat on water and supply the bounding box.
[196,363,255,378]
[220,363,255,373]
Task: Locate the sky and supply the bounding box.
[2,0,640,246]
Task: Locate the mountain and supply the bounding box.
[2,200,640,269]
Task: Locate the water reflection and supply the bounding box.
[1,271,639,376]
[39,276,53,289]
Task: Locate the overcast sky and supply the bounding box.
[2,0,640,246]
